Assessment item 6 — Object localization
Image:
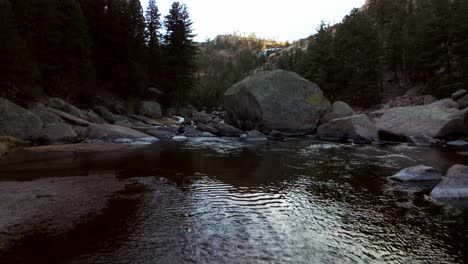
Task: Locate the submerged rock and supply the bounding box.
[317,115,378,143]
[0,98,42,140]
[431,164,468,199]
[224,70,330,133]
[390,165,443,182]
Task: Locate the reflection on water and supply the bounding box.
[0,139,467,263]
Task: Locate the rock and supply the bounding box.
[390,165,443,182]
[0,98,43,140]
[317,114,378,143]
[451,89,467,100]
[144,129,175,139]
[139,101,162,119]
[87,124,151,140]
[94,106,125,124]
[148,87,163,96]
[113,138,133,144]
[321,101,356,124]
[431,98,459,109]
[172,136,188,141]
[130,114,163,126]
[192,111,213,124]
[183,127,204,137]
[114,119,135,128]
[200,132,216,137]
[447,140,468,146]
[244,130,268,141]
[423,95,437,105]
[72,126,88,138]
[457,94,468,109]
[0,136,30,157]
[29,104,64,125]
[84,110,108,124]
[48,108,91,127]
[408,135,441,147]
[38,125,78,144]
[376,100,468,140]
[137,137,159,143]
[224,70,330,133]
[197,123,219,134]
[216,122,244,137]
[268,130,286,141]
[47,97,85,119]
[431,164,468,199]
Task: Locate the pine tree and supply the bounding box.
[145,0,162,87]
[127,0,147,95]
[162,1,197,106]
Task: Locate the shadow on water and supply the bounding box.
[0,139,467,263]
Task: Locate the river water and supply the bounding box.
[0,138,467,263]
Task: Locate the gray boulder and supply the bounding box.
[30,104,78,143]
[47,98,85,119]
[84,110,108,124]
[390,165,443,182]
[376,100,468,139]
[243,130,268,141]
[317,114,378,143]
[224,70,330,133]
[87,124,151,140]
[48,108,91,127]
[94,106,125,124]
[0,98,42,140]
[457,94,468,109]
[451,89,467,100]
[145,129,175,139]
[197,123,219,134]
[140,101,162,119]
[216,123,244,137]
[321,101,356,124]
[431,164,468,199]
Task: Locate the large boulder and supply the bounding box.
[94,106,125,124]
[317,114,378,143]
[390,165,443,182]
[139,101,162,119]
[87,124,151,140]
[47,98,85,119]
[83,110,108,124]
[216,122,244,137]
[30,104,78,143]
[0,98,42,140]
[320,101,356,124]
[431,164,468,199]
[224,70,330,133]
[376,100,468,140]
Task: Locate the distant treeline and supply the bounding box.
[0,0,196,107]
[279,0,468,107]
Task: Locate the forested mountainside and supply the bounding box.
[275,0,468,107]
[193,34,287,109]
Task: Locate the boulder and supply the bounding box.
[84,110,108,124]
[143,129,175,140]
[48,108,91,127]
[130,114,163,126]
[321,101,356,124]
[0,98,42,140]
[243,130,268,141]
[408,135,441,147]
[86,124,151,140]
[197,123,219,134]
[38,125,78,144]
[431,98,459,109]
[114,119,135,128]
[376,100,468,140]
[317,115,378,143]
[423,95,437,105]
[457,94,468,109]
[216,122,244,137]
[451,89,467,100]
[139,101,162,119]
[390,165,443,182]
[47,98,85,119]
[0,136,30,157]
[192,111,213,124]
[94,106,125,124]
[431,164,468,199]
[224,70,330,133]
[268,130,286,141]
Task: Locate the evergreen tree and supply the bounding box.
[162,1,197,106]
[145,0,162,87]
[127,0,147,95]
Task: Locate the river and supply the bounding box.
[0,138,467,263]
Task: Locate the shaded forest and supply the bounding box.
[0,0,196,107]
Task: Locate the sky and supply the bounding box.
[141,0,367,42]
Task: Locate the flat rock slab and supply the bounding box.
[27,142,145,153]
[0,175,126,252]
[390,165,443,182]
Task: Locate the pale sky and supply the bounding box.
[141,0,366,42]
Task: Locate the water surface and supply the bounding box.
[0,139,467,263]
